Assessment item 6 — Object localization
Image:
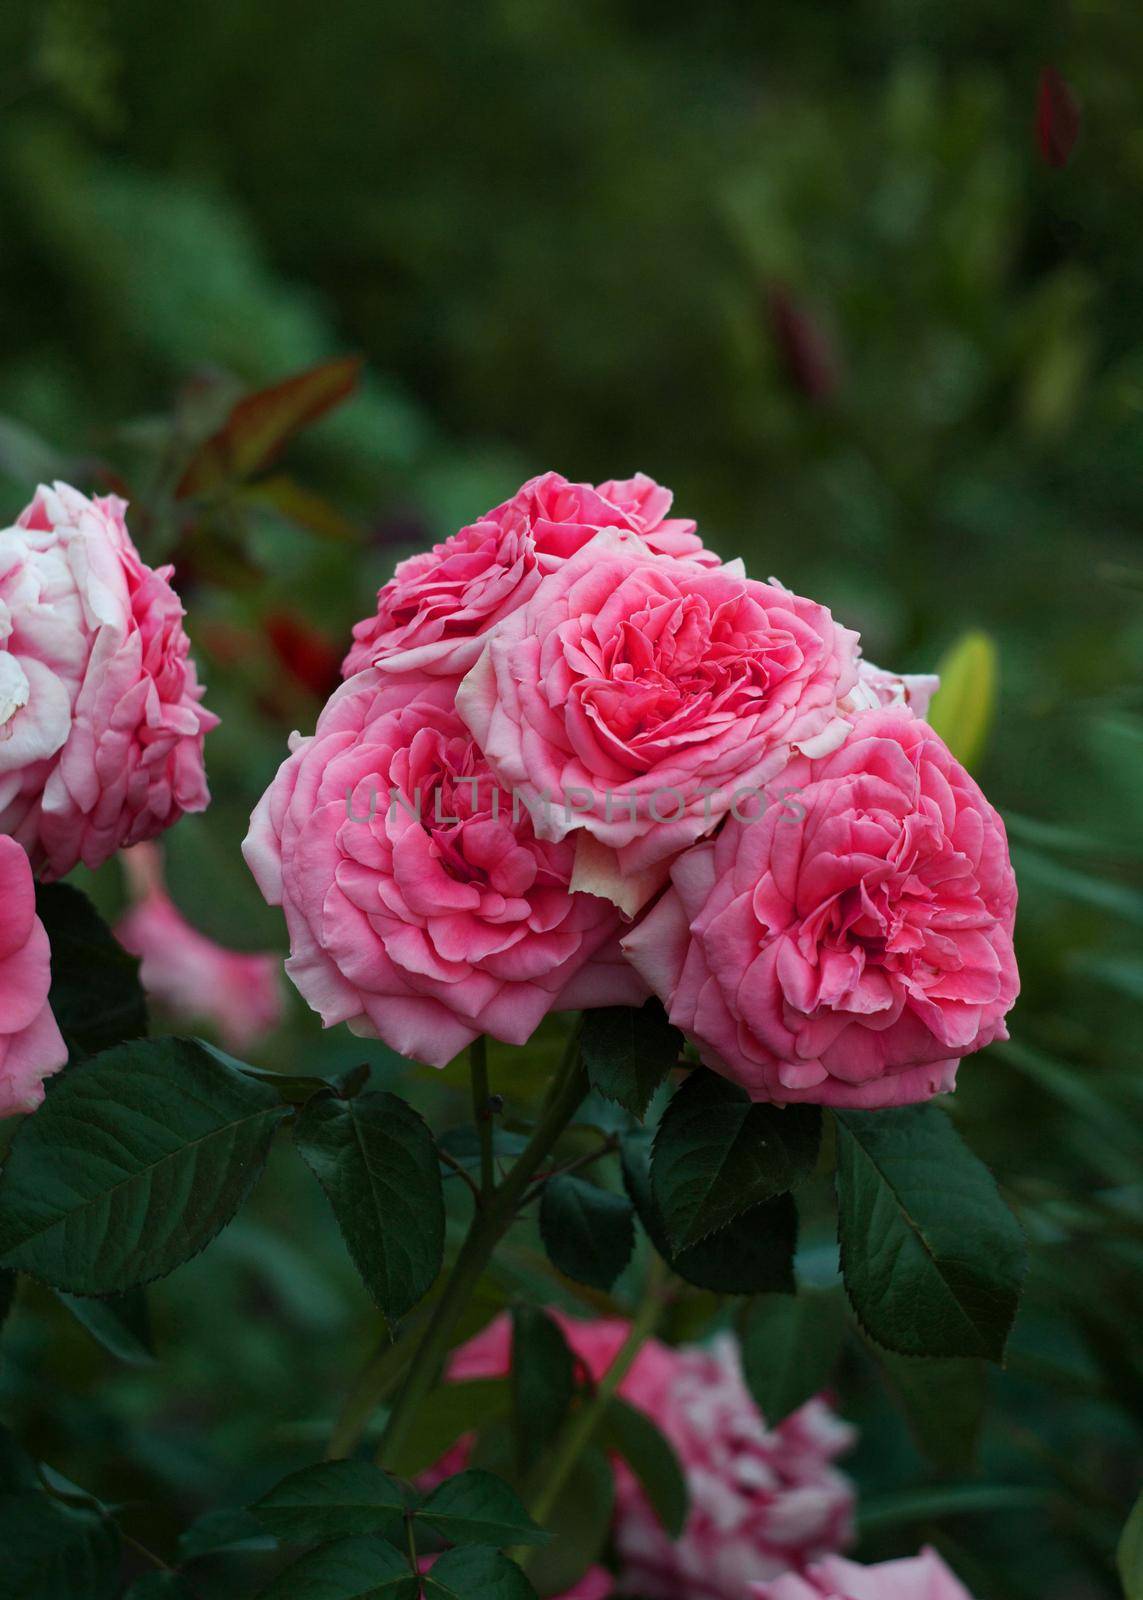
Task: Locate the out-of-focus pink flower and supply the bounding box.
[0,483,217,879]
[342,471,715,681]
[439,1312,856,1600]
[623,710,1018,1107]
[117,843,283,1053]
[751,1547,975,1600]
[0,836,67,1116]
[457,532,859,913]
[243,669,644,1069]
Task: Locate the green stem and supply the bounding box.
[521,1254,668,1555]
[375,1028,588,1470]
[470,1036,495,1198]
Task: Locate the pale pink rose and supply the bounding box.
[0,483,217,879]
[843,659,940,719]
[623,709,1018,1107]
[116,843,283,1053]
[342,471,714,680]
[243,669,644,1068]
[438,1313,855,1600]
[751,1547,975,1600]
[0,836,67,1116]
[457,532,859,912]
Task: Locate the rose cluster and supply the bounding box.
[249,470,1018,1102]
[434,1309,976,1600]
[0,483,217,1115]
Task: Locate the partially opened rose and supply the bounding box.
[243,668,644,1067]
[0,483,217,879]
[117,843,284,1052]
[342,470,713,681]
[623,709,1018,1107]
[0,836,67,1116]
[458,531,859,912]
[750,1548,975,1600]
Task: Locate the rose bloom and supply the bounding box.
[624,709,1018,1107]
[117,843,284,1053]
[751,1548,974,1600]
[845,659,940,719]
[458,531,859,913]
[243,669,644,1067]
[439,1312,855,1600]
[342,470,714,681]
[0,483,217,879]
[0,836,67,1116]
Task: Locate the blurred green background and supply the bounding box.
[0,2,1140,1597]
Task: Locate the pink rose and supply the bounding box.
[844,659,940,719]
[751,1548,974,1600]
[243,669,643,1068]
[116,843,283,1053]
[623,709,1018,1107]
[457,532,859,912]
[0,836,67,1116]
[342,471,713,680]
[0,483,217,879]
[439,1313,855,1600]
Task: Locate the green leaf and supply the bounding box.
[857,1483,1052,1536]
[740,1288,846,1425]
[417,1469,548,1549]
[539,1175,634,1291]
[257,1535,418,1599]
[0,1038,288,1293]
[422,1546,538,1600]
[386,1380,511,1480]
[652,1069,820,1249]
[1119,1490,1143,1600]
[123,1576,196,1598]
[581,1001,682,1118]
[622,1130,797,1295]
[834,1105,1027,1361]
[0,1492,120,1600]
[524,1446,613,1596]
[252,1461,406,1544]
[178,1506,277,1561]
[53,1286,154,1366]
[598,1397,687,1538]
[177,355,363,497]
[511,1307,575,1474]
[35,883,147,1059]
[876,1350,987,1473]
[926,629,997,770]
[294,1091,445,1322]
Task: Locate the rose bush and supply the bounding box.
[343,470,714,680]
[0,836,66,1116]
[623,708,1018,1107]
[750,1548,975,1600]
[0,483,217,879]
[117,843,283,1052]
[244,667,643,1066]
[458,531,859,911]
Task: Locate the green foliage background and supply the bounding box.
[0,2,1139,1597]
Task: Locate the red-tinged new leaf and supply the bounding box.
[176,355,363,498]
[1037,68,1081,169]
[766,286,840,402]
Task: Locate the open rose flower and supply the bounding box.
[343,470,714,680]
[243,669,644,1067]
[117,843,284,1052]
[436,1312,855,1600]
[0,836,67,1116]
[458,531,859,913]
[0,483,217,879]
[844,658,940,719]
[624,709,1018,1107]
[751,1548,975,1600]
